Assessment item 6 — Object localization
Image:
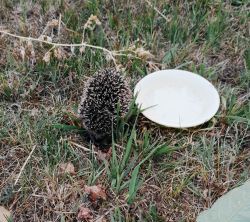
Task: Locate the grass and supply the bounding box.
[0,0,249,221]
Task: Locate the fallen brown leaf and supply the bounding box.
[77,206,93,221]
[42,51,51,63]
[30,108,39,116]
[84,185,107,202]
[54,47,66,60]
[0,206,11,222]
[58,162,76,175]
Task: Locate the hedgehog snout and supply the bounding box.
[89,131,112,149]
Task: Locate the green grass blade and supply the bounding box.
[127,164,140,204]
[120,127,135,171]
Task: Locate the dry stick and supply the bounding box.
[0,30,140,67]
[61,21,82,36]
[58,13,62,37]
[14,145,37,186]
[145,0,168,21]
[69,141,97,154]
[0,30,114,53]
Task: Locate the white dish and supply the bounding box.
[134,69,220,128]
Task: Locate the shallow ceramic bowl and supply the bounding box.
[134,69,220,128]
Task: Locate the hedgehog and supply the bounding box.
[78,68,132,150]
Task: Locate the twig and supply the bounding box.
[61,21,82,36]
[69,141,97,154]
[145,0,168,21]
[0,30,140,67]
[14,145,37,186]
[58,13,62,37]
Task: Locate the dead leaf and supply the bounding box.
[84,185,107,202]
[84,14,101,30]
[54,47,66,60]
[38,35,52,43]
[127,45,153,60]
[31,108,39,116]
[20,46,26,61]
[104,51,113,62]
[47,19,59,27]
[77,206,93,221]
[134,47,153,60]
[26,40,36,66]
[70,46,75,55]
[203,189,208,198]
[58,162,76,175]
[42,51,51,63]
[0,206,11,222]
[79,46,85,54]
[7,71,20,89]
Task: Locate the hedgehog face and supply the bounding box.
[88,131,112,149]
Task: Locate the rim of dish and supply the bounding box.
[133,69,220,128]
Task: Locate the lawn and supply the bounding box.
[0,0,249,221]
